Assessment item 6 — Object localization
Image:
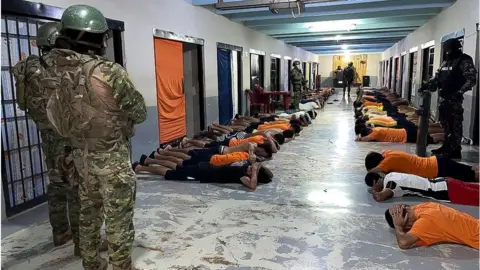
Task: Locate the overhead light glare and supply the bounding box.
[341,44,348,50]
[305,20,359,32]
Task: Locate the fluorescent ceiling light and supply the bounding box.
[341,44,348,50]
[306,20,359,32]
[335,35,342,41]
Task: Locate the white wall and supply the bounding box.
[38,0,319,110]
[382,0,479,137]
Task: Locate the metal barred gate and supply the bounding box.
[1,0,125,217]
[1,16,50,216]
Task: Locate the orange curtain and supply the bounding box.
[153,38,186,143]
[332,54,368,83]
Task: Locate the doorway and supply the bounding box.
[393,57,399,94]
[407,51,418,103]
[153,30,206,144]
[384,60,389,87]
[422,46,435,83]
[388,57,393,89]
[1,1,125,217]
[287,59,293,90]
[250,53,265,89]
[399,54,405,97]
[270,57,280,91]
[217,43,243,124]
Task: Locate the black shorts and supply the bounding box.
[436,155,476,182]
[404,123,434,144]
[183,148,220,166]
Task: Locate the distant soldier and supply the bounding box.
[343,62,355,96]
[12,22,80,252]
[44,5,147,270]
[432,38,477,159]
[290,60,306,110]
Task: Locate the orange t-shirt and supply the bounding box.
[376,150,438,178]
[258,123,290,131]
[367,127,407,143]
[209,152,249,166]
[409,202,479,249]
[364,101,382,107]
[229,136,264,147]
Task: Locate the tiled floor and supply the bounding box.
[2,91,479,270]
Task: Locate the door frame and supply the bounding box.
[152,29,206,141]
[249,48,265,90]
[1,0,125,217]
[216,42,243,115]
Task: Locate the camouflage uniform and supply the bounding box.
[12,52,80,246]
[45,48,147,270]
[290,63,304,110]
[438,54,477,152]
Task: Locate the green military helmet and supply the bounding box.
[36,22,61,48]
[61,4,108,34]
[293,60,301,66]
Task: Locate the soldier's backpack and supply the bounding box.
[44,49,131,151]
[12,55,54,130]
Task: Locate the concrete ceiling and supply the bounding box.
[192,0,452,55]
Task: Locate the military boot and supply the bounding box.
[53,230,72,246]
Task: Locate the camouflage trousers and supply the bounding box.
[292,84,302,110]
[72,142,136,270]
[41,130,79,244]
[439,99,464,151]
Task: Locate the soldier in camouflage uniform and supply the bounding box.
[44,5,147,270]
[11,22,80,250]
[432,38,477,159]
[290,60,305,110]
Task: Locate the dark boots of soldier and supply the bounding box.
[53,230,72,246]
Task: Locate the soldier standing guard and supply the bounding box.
[44,5,147,270]
[290,60,306,110]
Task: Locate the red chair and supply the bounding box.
[247,89,266,115]
[254,85,275,113]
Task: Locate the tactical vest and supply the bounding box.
[12,55,54,130]
[438,54,471,99]
[291,68,303,84]
[44,49,132,152]
[343,66,354,80]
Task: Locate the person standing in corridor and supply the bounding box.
[343,62,355,96]
[290,60,306,110]
[12,22,81,252]
[431,38,477,159]
[45,5,147,270]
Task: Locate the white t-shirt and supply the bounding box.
[299,102,319,111]
[383,172,449,201]
[278,111,305,118]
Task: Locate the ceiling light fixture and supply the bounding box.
[341,44,348,50]
[305,20,359,32]
[335,35,342,42]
